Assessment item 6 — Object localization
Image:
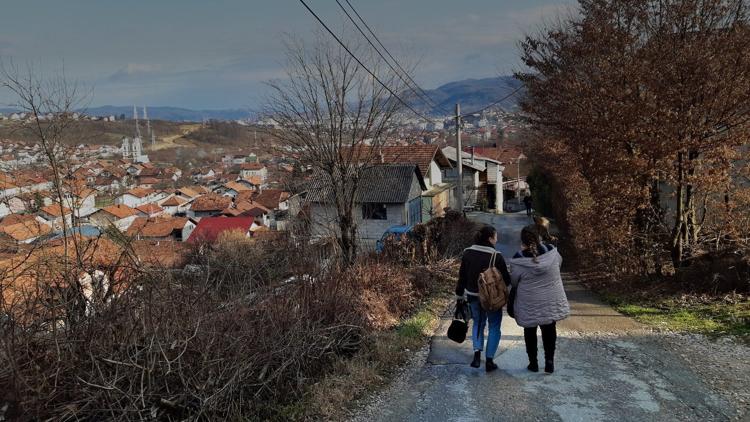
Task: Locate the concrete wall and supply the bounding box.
[310,202,409,240]
[428,161,442,187]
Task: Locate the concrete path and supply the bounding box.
[351,212,748,422]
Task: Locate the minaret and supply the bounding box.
[133,105,141,139]
[132,136,142,161]
[144,106,155,147]
[121,137,131,159]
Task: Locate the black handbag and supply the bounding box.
[447,300,470,343]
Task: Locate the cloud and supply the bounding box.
[108,63,164,82]
[0,39,16,56]
[507,2,578,27]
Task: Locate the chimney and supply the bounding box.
[379,148,384,164]
[471,146,475,165]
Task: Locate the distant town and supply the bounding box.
[0,103,530,262]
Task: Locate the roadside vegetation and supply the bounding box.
[613,299,749,339]
[1,211,475,421]
[521,0,750,339]
[581,271,750,341]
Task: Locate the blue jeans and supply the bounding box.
[468,295,502,358]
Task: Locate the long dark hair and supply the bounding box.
[475,225,497,245]
[521,225,542,263]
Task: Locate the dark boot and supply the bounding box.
[544,358,554,374]
[470,351,481,368]
[541,323,556,374]
[486,357,498,373]
[527,355,539,372]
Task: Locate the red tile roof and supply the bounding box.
[135,203,164,215]
[160,195,186,207]
[0,220,52,241]
[138,177,160,185]
[344,145,452,175]
[102,204,138,219]
[187,217,255,243]
[0,214,37,228]
[125,187,154,198]
[190,194,232,212]
[240,162,265,170]
[223,181,253,193]
[252,189,290,210]
[126,216,188,238]
[40,204,72,217]
[469,146,524,164]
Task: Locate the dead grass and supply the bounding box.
[300,270,453,421]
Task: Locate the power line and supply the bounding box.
[459,84,524,117]
[335,0,439,113]
[339,0,451,115]
[297,0,434,123]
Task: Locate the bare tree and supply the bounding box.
[0,61,120,322]
[264,33,406,266]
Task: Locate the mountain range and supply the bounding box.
[413,76,523,116]
[0,76,523,122]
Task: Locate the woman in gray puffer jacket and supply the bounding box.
[509,225,570,374]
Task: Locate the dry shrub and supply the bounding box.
[1,233,453,421]
[379,210,480,265]
[675,252,750,294]
[424,210,480,258]
[184,231,295,296]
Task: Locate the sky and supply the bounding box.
[0,0,574,110]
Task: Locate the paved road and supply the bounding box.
[351,212,748,422]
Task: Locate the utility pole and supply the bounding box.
[455,103,464,212]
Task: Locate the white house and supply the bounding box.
[442,147,505,213]
[89,204,139,231]
[64,188,98,218]
[115,188,163,208]
[158,195,190,215]
[38,204,73,231]
[306,164,426,241]
[239,163,268,183]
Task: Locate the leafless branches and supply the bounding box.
[264,31,407,266]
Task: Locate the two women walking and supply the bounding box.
[455,221,569,374]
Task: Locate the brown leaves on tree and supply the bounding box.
[518,0,750,277]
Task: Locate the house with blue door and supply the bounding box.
[305,164,427,241]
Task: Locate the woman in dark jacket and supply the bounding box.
[455,226,512,372]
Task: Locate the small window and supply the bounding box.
[362,203,387,220]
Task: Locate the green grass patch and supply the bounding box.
[605,295,750,339]
[397,308,435,340]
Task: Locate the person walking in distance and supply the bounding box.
[510,225,569,373]
[533,215,558,245]
[455,226,511,372]
[523,193,533,216]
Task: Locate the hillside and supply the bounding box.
[415,76,521,115]
[1,76,523,121]
[413,76,524,116]
[0,107,252,122]
[83,106,252,122]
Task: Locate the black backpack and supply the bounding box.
[447,300,471,343]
